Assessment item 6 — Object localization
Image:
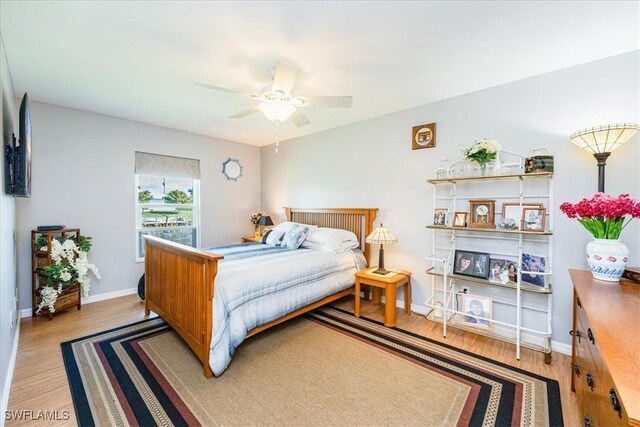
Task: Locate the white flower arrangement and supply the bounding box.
[37,236,100,314]
[461,138,502,165]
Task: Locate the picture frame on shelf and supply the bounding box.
[489,258,518,283]
[521,208,546,232]
[460,294,492,330]
[469,199,495,228]
[433,208,447,226]
[453,249,490,279]
[521,253,547,288]
[501,202,543,230]
[453,212,467,227]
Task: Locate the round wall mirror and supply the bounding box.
[222,158,243,181]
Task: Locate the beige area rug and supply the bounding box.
[61,306,563,426]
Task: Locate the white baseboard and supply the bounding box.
[20,287,137,319]
[1,319,20,427]
[550,341,572,356]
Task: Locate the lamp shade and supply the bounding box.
[570,123,639,154]
[257,100,296,122]
[365,224,398,245]
[257,215,274,226]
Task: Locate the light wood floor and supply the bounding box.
[7,295,578,426]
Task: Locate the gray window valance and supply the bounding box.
[135,152,201,179]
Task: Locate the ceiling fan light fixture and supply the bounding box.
[257,100,296,122]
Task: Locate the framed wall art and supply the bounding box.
[412,123,436,150]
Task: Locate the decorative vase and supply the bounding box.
[254,226,261,238]
[586,238,629,281]
[479,163,487,176]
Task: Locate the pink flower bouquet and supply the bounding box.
[560,193,640,239]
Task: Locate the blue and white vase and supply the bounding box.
[586,238,629,282]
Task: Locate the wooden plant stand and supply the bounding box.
[31,228,82,319]
[33,283,81,320]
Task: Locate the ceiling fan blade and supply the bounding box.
[289,110,311,127]
[229,106,259,119]
[298,95,353,108]
[195,82,256,99]
[272,62,300,95]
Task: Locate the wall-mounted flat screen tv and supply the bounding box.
[3,92,31,197]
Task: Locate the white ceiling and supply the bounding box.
[1,1,638,146]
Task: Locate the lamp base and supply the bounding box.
[370,267,390,275]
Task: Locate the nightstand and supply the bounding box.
[242,236,261,243]
[354,267,411,327]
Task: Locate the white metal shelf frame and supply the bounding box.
[426,166,554,363]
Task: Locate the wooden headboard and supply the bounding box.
[284,207,378,262]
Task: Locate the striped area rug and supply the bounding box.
[61,306,563,426]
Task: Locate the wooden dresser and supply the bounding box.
[569,269,640,426]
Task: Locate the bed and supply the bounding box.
[144,207,378,377]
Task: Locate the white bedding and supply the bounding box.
[202,243,367,376]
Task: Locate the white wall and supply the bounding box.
[15,102,261,310]
[261,51,640,347]
[0,33,19,419]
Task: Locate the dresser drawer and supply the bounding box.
[597,368,629,426]
[575,334,601,423]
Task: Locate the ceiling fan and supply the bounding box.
[196,61,353,127]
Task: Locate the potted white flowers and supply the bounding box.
[36,234,100,317]
[461,138,502,175]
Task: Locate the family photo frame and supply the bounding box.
[433,208,447,226]
[521,208,546,232]
[453,250,490,279]
[489,258,518,283]
[460,294,492,330]
[454,212,467,227]
[521,253,547,288]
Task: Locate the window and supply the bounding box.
[135,152,201,261]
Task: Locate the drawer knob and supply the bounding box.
[587,328,595,345]
[586,372,594,391]
[573,364,581,376]
[584,415,592,427]
[609,388,622,418]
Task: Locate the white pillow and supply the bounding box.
[272,221,318,234]
[272,221,297,233]
[302,227,360,252]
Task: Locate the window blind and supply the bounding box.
[135,152,201,179]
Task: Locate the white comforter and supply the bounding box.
[202,243,367,376]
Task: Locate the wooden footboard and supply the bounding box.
[144,207,377,378]
[144,236,223,378]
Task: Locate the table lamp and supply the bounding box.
[257,215,274,236]
[365,223,398,275]
[570,123,639,192]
